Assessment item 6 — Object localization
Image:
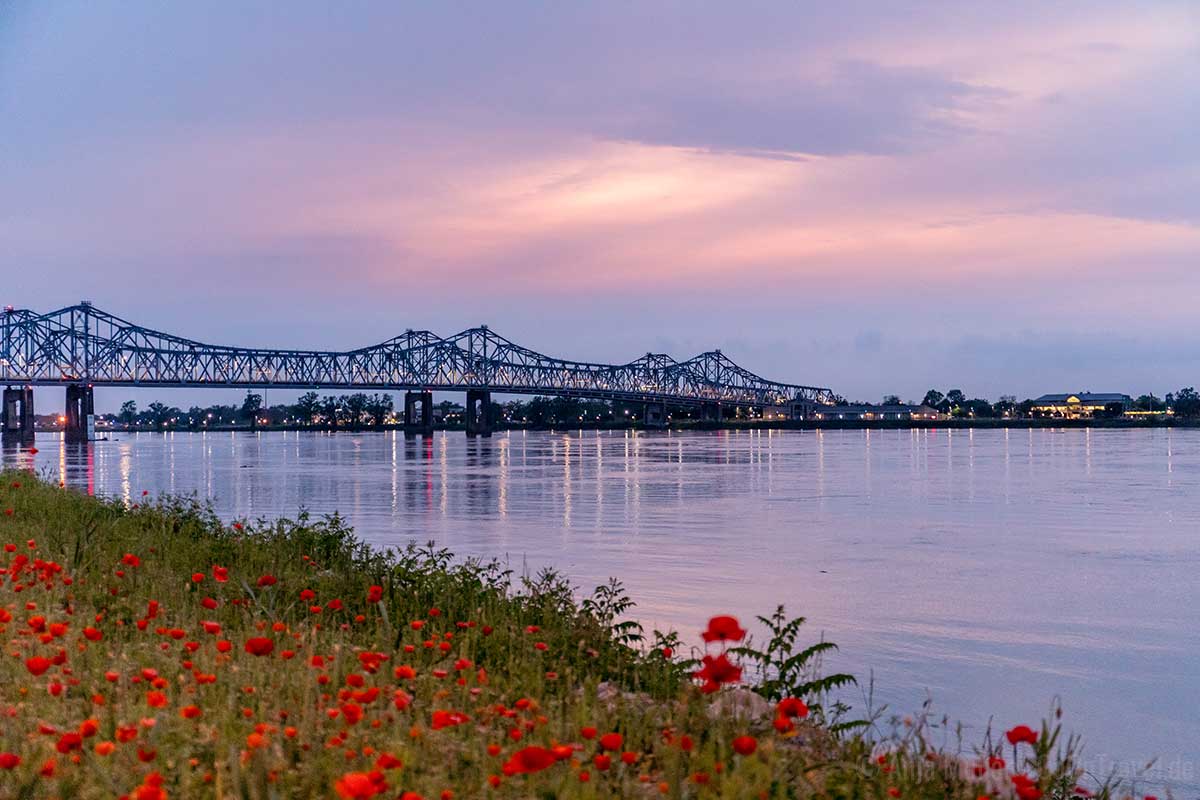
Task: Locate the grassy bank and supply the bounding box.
[0,471,1119,799]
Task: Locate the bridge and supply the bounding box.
[1,302,834,440]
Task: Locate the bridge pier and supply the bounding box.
[403,391,434,437]
[789,400,815,420]
[465,389,492,438]
[700,401,722,423]
[64,384,95,442]
[643,401,668,429]
[2,387,35,443]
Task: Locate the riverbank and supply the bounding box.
[0,471,1116,798]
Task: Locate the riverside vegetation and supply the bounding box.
[0,469,1138,799]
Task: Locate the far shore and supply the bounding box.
[20,416,1200,438]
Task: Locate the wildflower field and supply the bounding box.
[0,469,1125,799]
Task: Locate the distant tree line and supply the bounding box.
[111,392,397,430]
[103,393,660,430]
[840,388,1200,418]
[96,386,1200,429]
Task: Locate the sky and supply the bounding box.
[2,2,1199,411]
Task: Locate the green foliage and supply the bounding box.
[730,605,857,718]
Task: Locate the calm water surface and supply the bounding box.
[6,428,1198,792]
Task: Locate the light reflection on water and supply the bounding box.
[4,427,1199,791]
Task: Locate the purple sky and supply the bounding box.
[2,3,1198,411]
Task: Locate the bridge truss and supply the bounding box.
[0,303,834,409]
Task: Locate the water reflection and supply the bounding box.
[3,428,1199,791]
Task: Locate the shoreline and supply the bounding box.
[22,417,1200,438]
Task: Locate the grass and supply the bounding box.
[0,469,1127,799]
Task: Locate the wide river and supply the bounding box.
[5,428,1197,792]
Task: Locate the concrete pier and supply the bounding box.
[465,389,492,438]
[2,387,35,443]
[644,401,668,428]
[789,400,815,420]
[700,401,722,422]
[403,390,434,437]
[64,384,95,442]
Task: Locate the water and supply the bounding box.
[5,428,1198,792]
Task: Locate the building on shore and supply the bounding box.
[812,403,944,421]
[1030,392,1132,418]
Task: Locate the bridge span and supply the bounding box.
[2,302,834,440]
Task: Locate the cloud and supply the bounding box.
[601,60,1010,158]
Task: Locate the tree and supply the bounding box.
[945,389,966,408]
[294,392,321,425]
[959,398,994,418]
[147,401,171,427]
[364,393,394,428]
[320,395,340,429]
[344,393,370,427]
[882,395,901,406]
[1135,394,1164,412]
[1172,387,1200,417]
[240,391,264,429]
[921,390,943,408]
[119,400,137,425]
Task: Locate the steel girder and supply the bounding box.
[0,304,835,407]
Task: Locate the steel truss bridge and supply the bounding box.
[1,303,833,436]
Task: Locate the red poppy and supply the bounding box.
[1006,725,1038,746]
[257,574,277,587]
[693,653,742,692]
[431,710,470,730]
[1012,774,1043,800]
[375,753,402,770]
[732,735,757,756]
[367,585,383,603]
[0,753,19,769]
[504,746,557,774]
[777,697,809,719]
[25,656,52,676]
[244,637,275,657]
[599,732,623,751]
[432,714,468,734]
[701,615,747,643]
[212,565,229,582]
[55,732,82,753]
[334,772,386,799]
